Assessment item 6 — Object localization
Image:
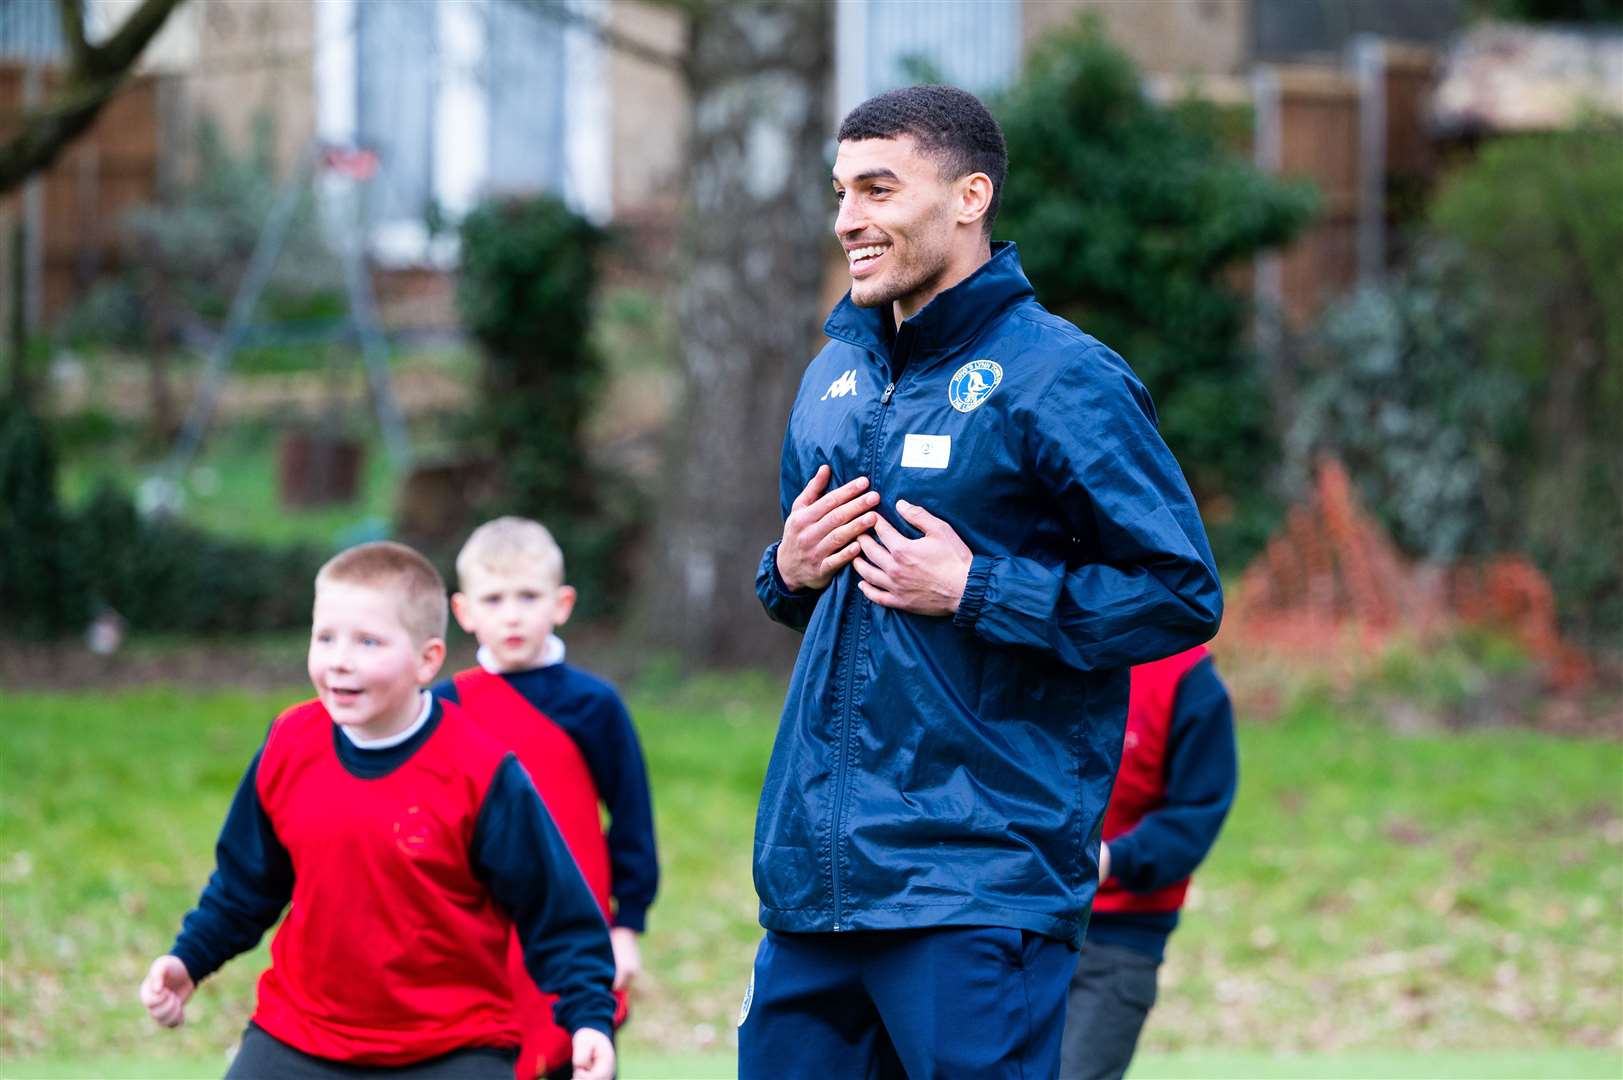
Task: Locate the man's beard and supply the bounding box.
[850,251,948,311]
[849,216,952,311]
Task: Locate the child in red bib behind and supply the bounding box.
[139,541,617,1080]
[435,517,659,1080]
[1059,646,1239,1080]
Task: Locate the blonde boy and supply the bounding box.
[436,518,658,1080]
[141,541,616,1080]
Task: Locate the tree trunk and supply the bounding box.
[638,0,832,668]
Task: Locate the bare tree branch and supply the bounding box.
[0,0,187,195]
[57,0,92,73]
[84,0,188,79]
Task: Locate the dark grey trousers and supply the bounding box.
[224,1022,519,1080]
[1058,942,1160,1080]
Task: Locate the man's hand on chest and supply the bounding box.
[853,500,973,617]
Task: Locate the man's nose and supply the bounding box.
[835,194,864,239]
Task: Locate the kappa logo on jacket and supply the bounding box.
[821,369,858,401]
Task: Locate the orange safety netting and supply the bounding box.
[1223,458,1589,689]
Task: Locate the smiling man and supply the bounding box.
[741,85,1225,1078]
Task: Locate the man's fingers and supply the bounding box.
[871,514,907,550]
[857,579,903,608]
[816,510,879,559]
[815,489,880,535]
[791,464,831,511]
[804,475,871,522]
[856,532,897,573]
[896,499,941,533]
[852,557,897,592]
[821,542,861,575]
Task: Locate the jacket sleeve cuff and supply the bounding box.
[612,904,647,933]
[763,541,810,599]
[952,555,995,629]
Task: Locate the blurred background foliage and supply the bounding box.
[64,116,345,353]
[995,21,1320,571]
[1293,127,1623,641]
[0,398,322,638]
[456,195,640,617]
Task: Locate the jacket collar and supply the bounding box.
[823,242,1035,367]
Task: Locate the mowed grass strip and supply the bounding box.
[1,673,1619,1073]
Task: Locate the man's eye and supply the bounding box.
[833,189,845,203]
[869,186,889,197]
[362,637,380,647]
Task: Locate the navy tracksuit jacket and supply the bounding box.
[754,243,1222,948]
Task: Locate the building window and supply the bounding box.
[836,0,1021,118]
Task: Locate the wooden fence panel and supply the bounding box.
[0,62,162,325]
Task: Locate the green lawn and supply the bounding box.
[5,1048,1621,1079]
[1,671,1619,1076]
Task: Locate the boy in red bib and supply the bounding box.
[1060,646,1239,1080]
[140,542,617,1080]
[435,517,658,1080]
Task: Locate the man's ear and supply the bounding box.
[554,585,578,628]
[450,592,475,634]
[956,172,993,228]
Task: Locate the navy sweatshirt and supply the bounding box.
[1088,659,1238,962]
[170,698,617,1037]
[434,661,659,933]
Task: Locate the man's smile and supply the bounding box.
[847,242,891,277]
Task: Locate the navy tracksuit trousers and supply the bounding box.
[737,927,1075,1079]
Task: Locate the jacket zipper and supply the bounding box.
[831,361,900,932]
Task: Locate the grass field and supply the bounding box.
[2,666,1619,1078]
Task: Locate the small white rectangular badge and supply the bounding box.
[901,433,951,469]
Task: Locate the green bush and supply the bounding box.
[994,19,1319,568]
[92,114,345,343]
[1288,247,1522,561]
[1426,129,1623,640]
[0,400,89,637]
[456,195,634,615]
[0,400,323,638]
[1296,129,1622,640]
[75,485,324,634]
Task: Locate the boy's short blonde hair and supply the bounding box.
[456,517,565,590]
[315,541,448,644]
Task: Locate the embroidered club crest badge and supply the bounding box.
[948,359,1003,412]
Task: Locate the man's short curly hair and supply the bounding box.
[837,85,1008,235]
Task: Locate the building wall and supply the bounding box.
[179,0,317,181]
[0,65,165,322]
[1021,0,1251,76]
[605,2,688,221]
